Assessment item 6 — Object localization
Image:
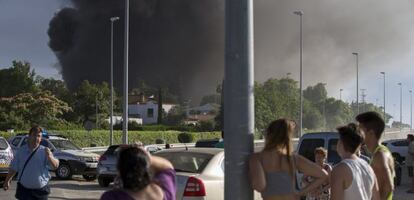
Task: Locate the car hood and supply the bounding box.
[60,149,99,157]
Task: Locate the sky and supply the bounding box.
[1,0,414,124]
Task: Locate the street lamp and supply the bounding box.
[410,90,412,131]
[110,16,119,146]
[293,10,304,137]
[339,89,343,101]
[380,72,386,121]
[398,82,402,132]
[322,83,327,130]
[352,52,359,115]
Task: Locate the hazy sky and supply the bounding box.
[1,0,414,124]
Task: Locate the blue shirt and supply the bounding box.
[10,145,53,189]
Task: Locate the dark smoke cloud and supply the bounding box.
[48,0,414,103]
[48,0,224,103]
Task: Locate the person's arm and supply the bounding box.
[248,153,266,192]
[330,163,347,200]
[45,148,59,170]
[295,155,329,196]
[371,152,394,200]
[318,165,332,192]
[372,176,380,200]
[150,155,174,173]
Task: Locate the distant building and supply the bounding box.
[106,116,143,125]
[128,93,177,125]
[183,103,220,125]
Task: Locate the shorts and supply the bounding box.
[408,166,414,177]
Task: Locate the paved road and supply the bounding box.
[1,171,413,200]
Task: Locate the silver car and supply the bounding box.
[0,137,13,182]
[97,144,162,187]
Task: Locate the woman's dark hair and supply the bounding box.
[117,147,151,191]
[337,123,364,154]
[29,126,42,136]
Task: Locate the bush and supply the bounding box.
[177,132,194,143]
[197,120,216,132]
[155,138,165,144]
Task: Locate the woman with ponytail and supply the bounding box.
[101,145,176,200]
[249,119,328,200]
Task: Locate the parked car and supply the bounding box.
[0,137,13,182]
[382,139,408,164]
[155,148,262,200]
[97,144,163,187]
[296,132,402,186]
[8,134,100,180]
[195,138,220,148]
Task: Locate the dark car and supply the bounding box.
[195,139,220,148]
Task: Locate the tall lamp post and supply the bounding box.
[339,89,343,101]
[398,82,402,132]
[352,52,359,115]
[380,72,386,121]
[294,10,304,137]
[410,90,413,131]
[110,16,119,146]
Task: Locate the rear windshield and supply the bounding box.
[298,139,324,162]
[156,152,213,173]
[328,139,341,164]
[0,138,9,150]
[105,145,120,155]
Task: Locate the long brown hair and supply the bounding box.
[263,119,296,176]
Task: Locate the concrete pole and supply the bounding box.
[224,0,254,199]
[110,16,119,146]
[340,89,343,101]
[122,0,129,144]
[410,90,412,131]
[294,10,304,137]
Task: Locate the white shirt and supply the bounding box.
[341,158,375,200]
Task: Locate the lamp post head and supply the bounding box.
[410,90,412,93]
[352,52,358,56]
[340,89,343,91]
[380,72,385,75]
[110,17,120,22]
[293,10,304,16]
[398,82,402,86]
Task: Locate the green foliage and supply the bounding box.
[197,120,216,132]
[0,91,71,130]
[0,60,38,97]
[177,132,194,143]
[164,106,187,125]
[155,138,165,144]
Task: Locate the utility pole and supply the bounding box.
[224,0,254,199]
[294,10,304,137]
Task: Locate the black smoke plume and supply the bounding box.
[48,0,224,103]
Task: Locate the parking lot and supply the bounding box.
[0,168,412,200]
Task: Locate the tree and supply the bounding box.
[0,91,71,130]
[73,80,111,125]
[303,83,328,104]
[200,94,221,105]
[0,60,39,97]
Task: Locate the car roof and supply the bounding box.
[301,132,339,139]
[383,138,405,143]
[156,148,223,155]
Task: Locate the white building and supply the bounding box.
[128,100,176,125]
[106,116,143,125]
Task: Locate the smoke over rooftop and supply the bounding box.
[48,0,414,103]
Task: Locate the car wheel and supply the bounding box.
[83,174,97,181]
[98,177,111,187]
[56,163,73,180]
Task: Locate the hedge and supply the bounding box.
[0,130,221,148]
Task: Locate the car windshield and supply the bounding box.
[156,152,214,173]
[0,138,8,150]
[50,139,81,150]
